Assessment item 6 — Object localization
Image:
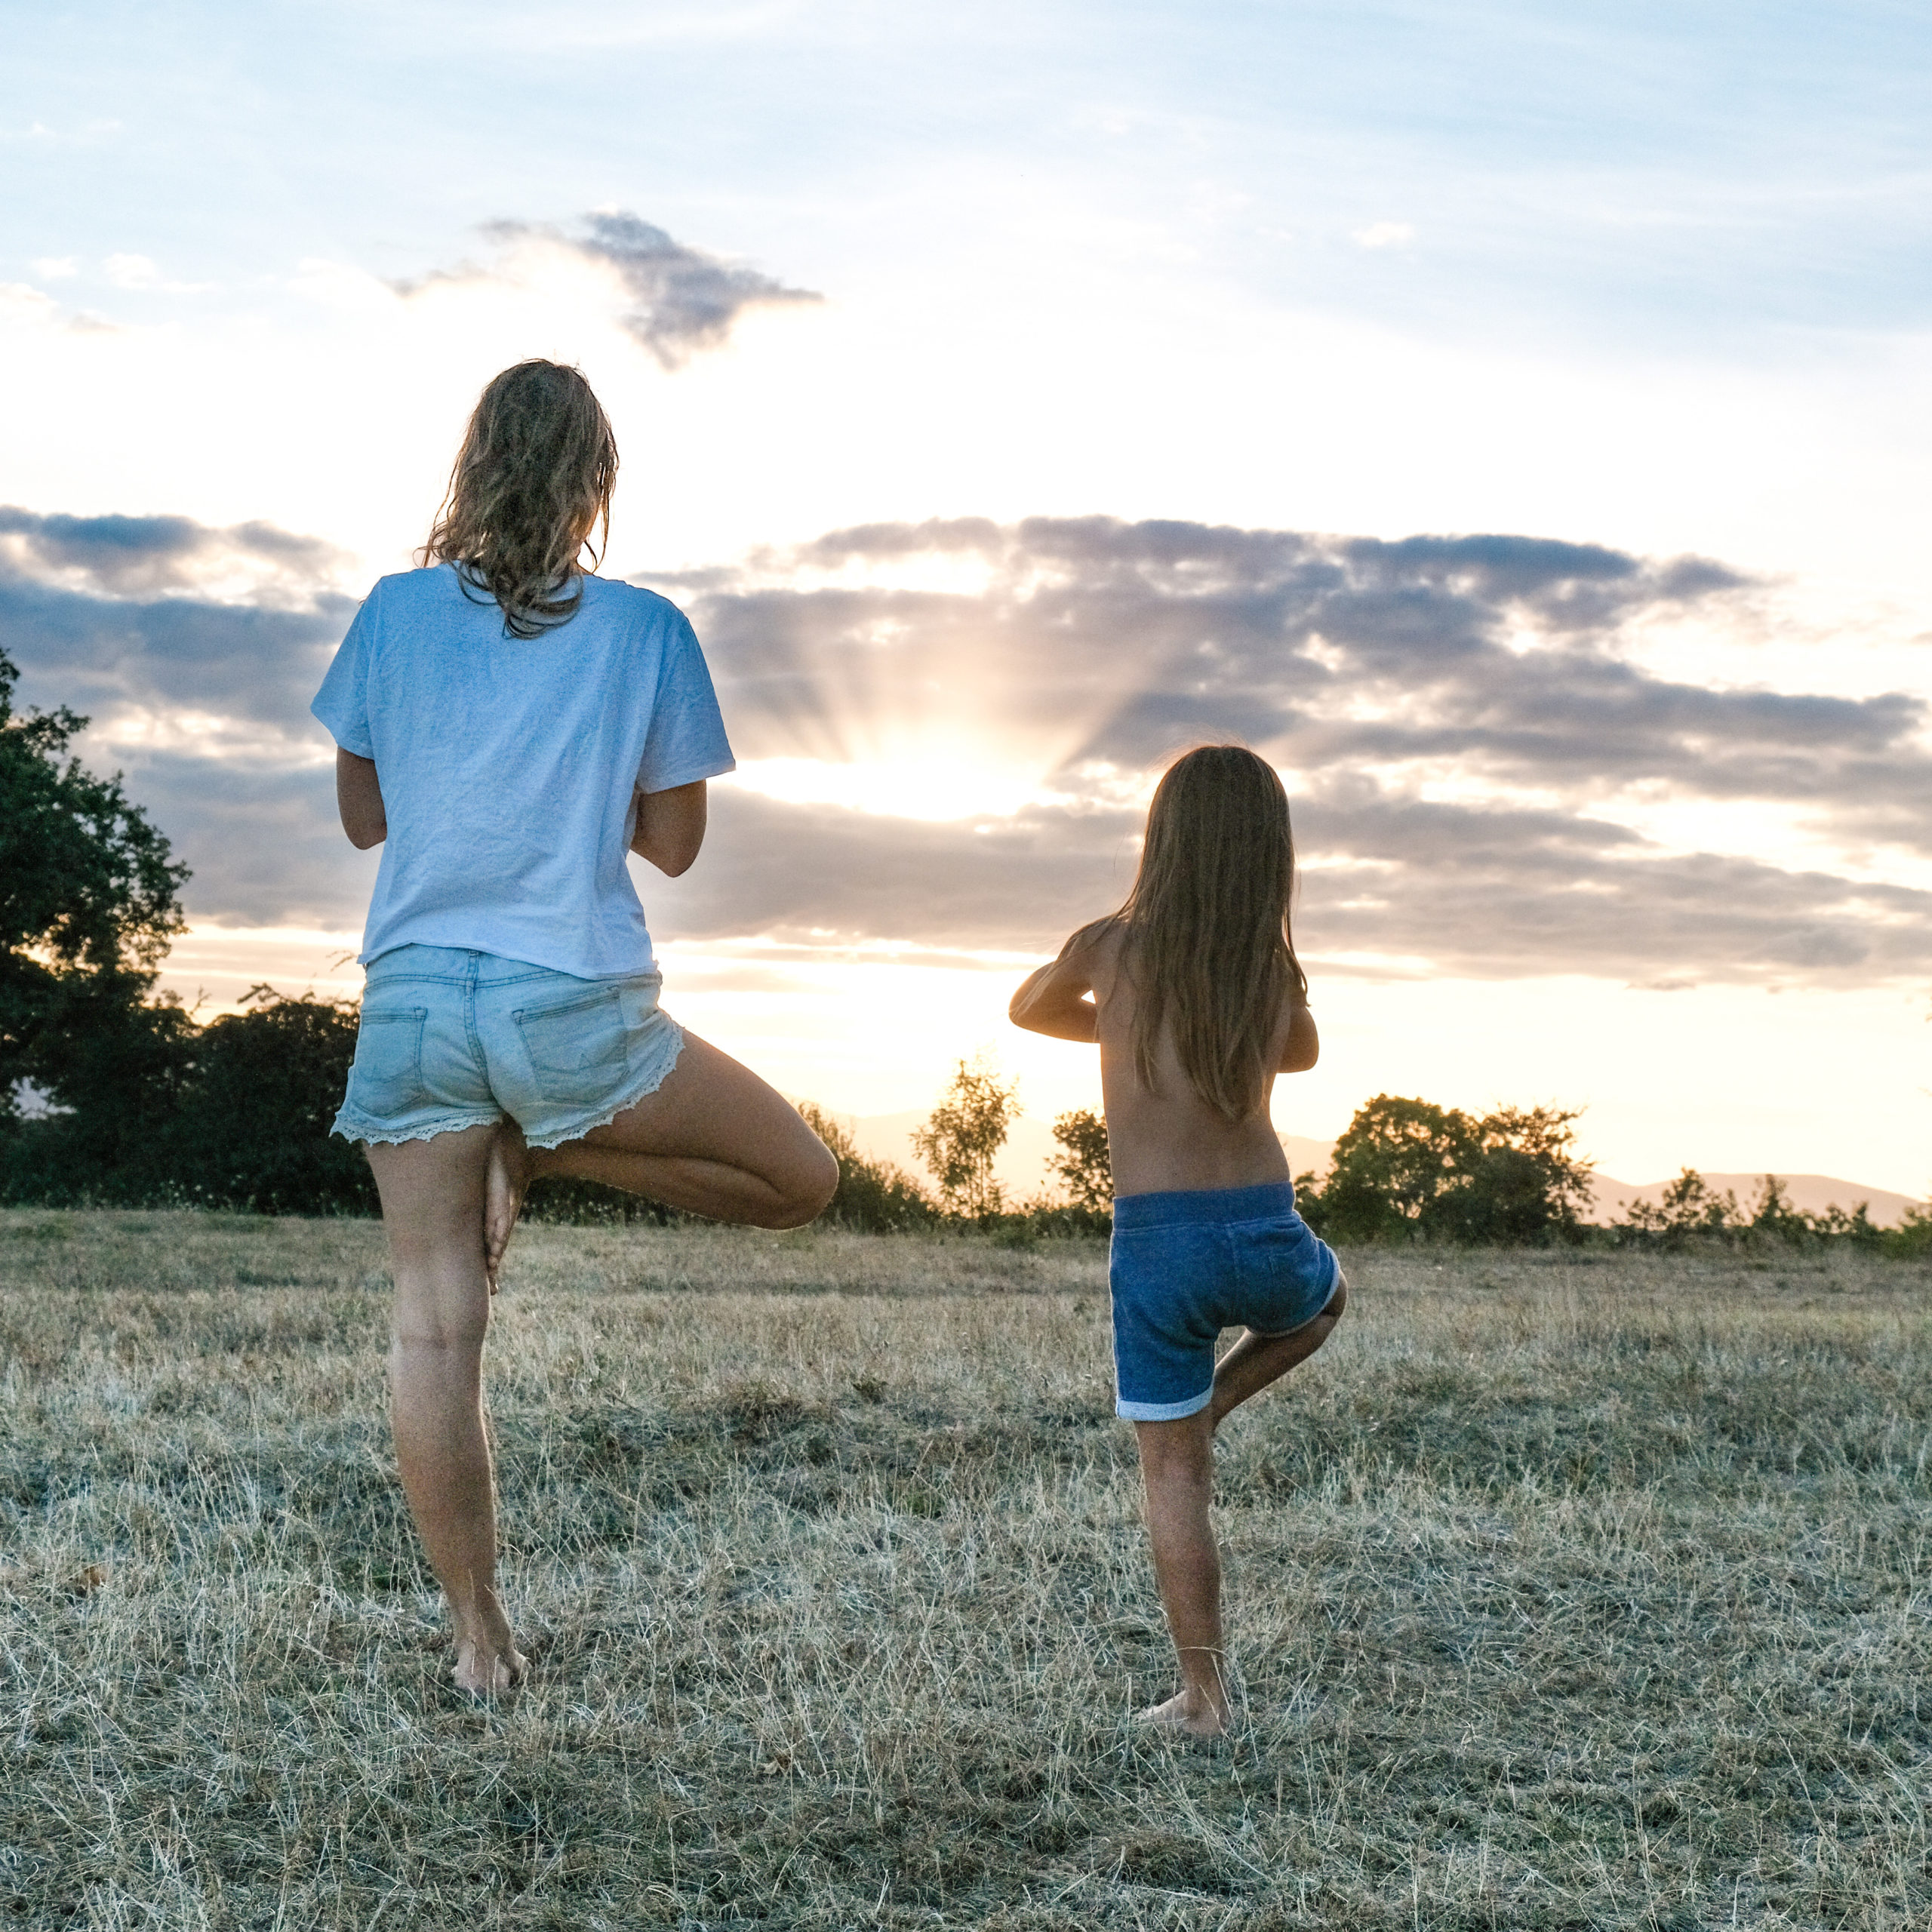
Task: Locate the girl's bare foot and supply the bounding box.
[483,1121,531,1294]
[1140,1687,1228,1739]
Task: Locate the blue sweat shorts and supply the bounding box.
[1108,1182,1341,1421]
[332,944,685,1149]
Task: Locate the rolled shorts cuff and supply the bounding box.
[1115,1388,1214,1423]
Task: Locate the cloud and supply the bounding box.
[0,506,348,601]
[660,516,1932,983]
[398,210,821,368]
[1354,222,1415,249]
[6,506,1927,988]
[95,253,213,294]
[628,782,1932,989]
[0,506,352,767]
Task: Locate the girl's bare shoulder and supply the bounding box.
[1059,914,1128,1008]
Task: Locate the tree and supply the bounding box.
[157,986,377,1214]
[911,1054,1020,1219]
[1436,1104,1595,1244]
[1,645,190,1149]
[1310,1093,1595,1244]
[1048,1107,1112,1212]
[1314,1095,1478,1242]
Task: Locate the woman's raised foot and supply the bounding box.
[483,1121,531,1293]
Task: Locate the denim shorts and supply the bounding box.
[1108,1182,1341,1421]
[332,945,685,1149]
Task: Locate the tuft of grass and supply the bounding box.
[2,1213,1929,1927]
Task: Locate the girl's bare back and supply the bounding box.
[1011,918,1319,1198]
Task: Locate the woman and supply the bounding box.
[312,360,836,1693]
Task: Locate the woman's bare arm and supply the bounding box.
[336,748,386,849]
[631,780,707,877]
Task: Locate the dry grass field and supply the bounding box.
[2,1211,1928,1930]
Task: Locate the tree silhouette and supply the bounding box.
[912,1054,1021,1219]
[1,646,189,1143]
[1048,1107,1112,1211]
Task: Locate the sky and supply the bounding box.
[3,0,1930,1198]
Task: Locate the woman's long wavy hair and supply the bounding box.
[1116,745,1308,1124]
[420,360,618,638]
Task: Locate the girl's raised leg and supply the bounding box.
[365,1124,528,1694]
[1208,1275,1347,1429]
[485,1029,838,1280]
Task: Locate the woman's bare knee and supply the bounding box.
[756,1137,840,1228]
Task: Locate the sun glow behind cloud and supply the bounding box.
[725,756,1060,823]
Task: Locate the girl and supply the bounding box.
[312,361,837,1694]
[1009,744,1345,1739]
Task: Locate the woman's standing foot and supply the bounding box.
[451,1584,527,1694]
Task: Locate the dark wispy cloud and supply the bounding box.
[5,509,1926,986]
[637,785,1930,988]
[397,211,821,368]
[0,506,351,734]
[0,506,345,601]
[666,518,1932,983]
[0,508,354,927]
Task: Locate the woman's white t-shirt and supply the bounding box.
[311,564,735,979]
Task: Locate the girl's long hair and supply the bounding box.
[1118,745,1308,1123]
[420,360,618,638]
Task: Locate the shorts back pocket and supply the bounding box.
[350,1008,428,1114]
[515,989,629,1075]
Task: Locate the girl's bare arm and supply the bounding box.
[631,780,707,876]
[1009,935,1103,1043]
[336,748,386,848]
[1278,1001,1319,1072]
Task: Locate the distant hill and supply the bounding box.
[1586,1172,1923,1229]
[846,1111,1923,1228]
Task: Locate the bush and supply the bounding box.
[1615,1170,1901,1253]
[2,986,375,1214]
[1885,1202,1932,1260]
[795,1103,938,1233]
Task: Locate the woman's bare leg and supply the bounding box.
[366,1125,528,1694]
[484,1030,838,1279]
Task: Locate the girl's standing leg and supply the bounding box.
[1133,1277,1347,1739]
[1134,1412,1226,1736]
[485,1029,838,1277]
[366,1124,528,1694]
